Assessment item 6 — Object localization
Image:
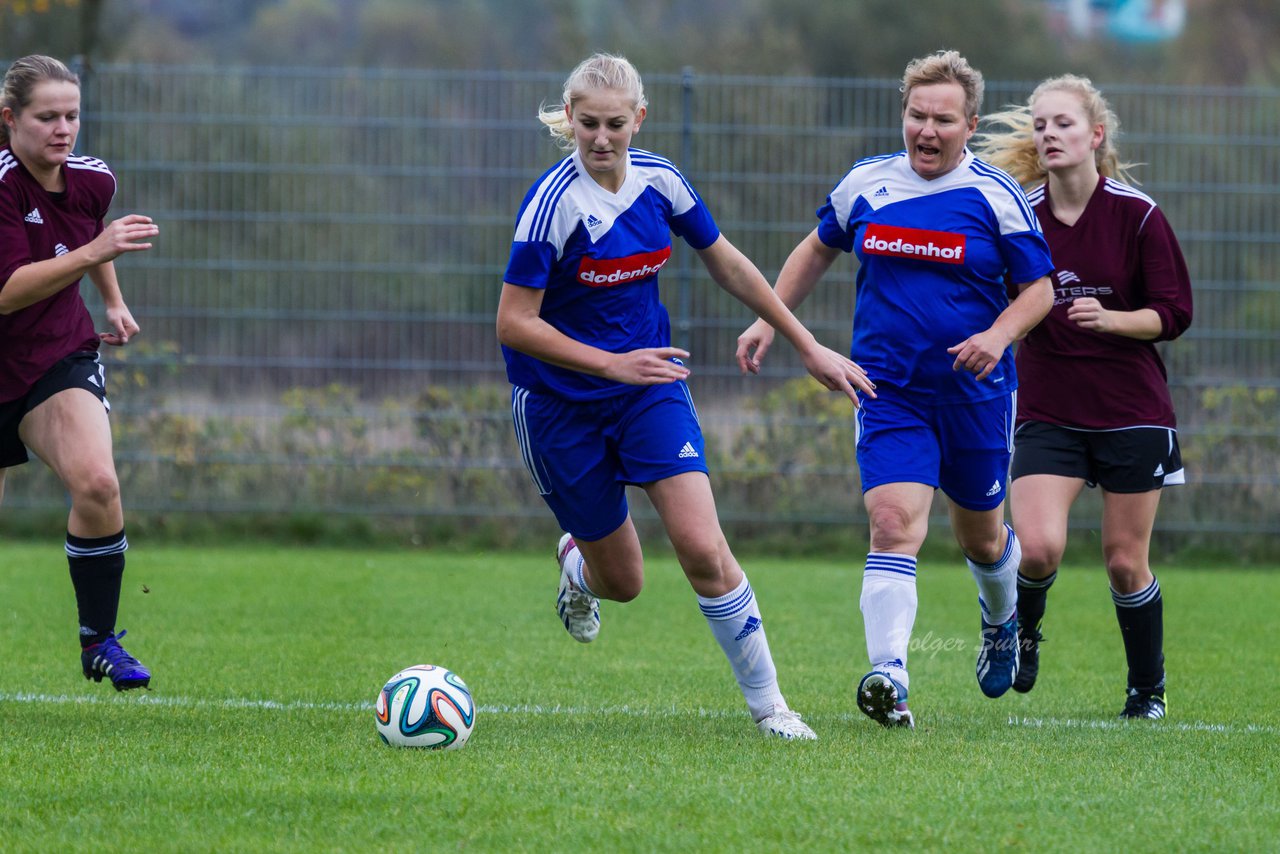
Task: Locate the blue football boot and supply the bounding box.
[976,612,1020,698]
[82,630,152,691]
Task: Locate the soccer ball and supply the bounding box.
[375,664,475,749]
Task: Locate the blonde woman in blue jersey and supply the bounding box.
[739,50,1055,728]
[497,53,875,740]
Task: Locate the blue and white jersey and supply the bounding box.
[503,148,719,400]
[818,149,1053,403]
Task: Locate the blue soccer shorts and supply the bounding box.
[855,387,1016,511]
[511,380,709,541]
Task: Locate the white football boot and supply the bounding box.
[555,533,600,643]
[756,707,817,740]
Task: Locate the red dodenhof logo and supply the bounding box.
[862,224,966,264]
[577,247,672,287]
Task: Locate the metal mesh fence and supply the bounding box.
[9,65,1279,538]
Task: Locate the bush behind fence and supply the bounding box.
[3,66,1278,553]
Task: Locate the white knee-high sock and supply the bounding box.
[968,523,1020,625]
[860,553,918,693]
[698,575,784,721]
[560,541,598,598]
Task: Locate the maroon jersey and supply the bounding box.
[1016,176,1192,430]
[0,146,115,402]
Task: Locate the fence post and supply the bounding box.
[69,5,100,319]
[71,0,106,154]
[676,66,695,351]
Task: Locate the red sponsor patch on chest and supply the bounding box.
[577,247,672,287]
[862,224,966,264]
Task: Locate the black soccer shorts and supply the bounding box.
[0,350,110,468]
[1010,420,1183,493]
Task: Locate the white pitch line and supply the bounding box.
[1,692,1275,735]
[0,691,370,713]
[0,692,747,718]
[1007,714,1279,735]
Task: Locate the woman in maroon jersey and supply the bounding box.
[0,55,158,690]
[976,75,1192,719]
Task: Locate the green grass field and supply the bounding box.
[1,542,1276,852]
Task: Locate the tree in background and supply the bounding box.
[1,0,95,60]
[4,0,1276,85]
[1167,0,1280,85]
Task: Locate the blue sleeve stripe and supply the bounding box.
[970,159,1040,230]
[630,148,702,204]
[836,152,900,187]
[628,147,670,165]
[853,152,901,169]
[528,160,578,243]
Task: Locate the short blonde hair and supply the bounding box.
[975,74,1139,188]
[537,53,647,150]
[901,50,983,120]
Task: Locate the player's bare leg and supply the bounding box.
[20,388,149,690]
[647,472,815,739]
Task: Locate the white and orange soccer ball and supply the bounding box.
[375,664,475,749]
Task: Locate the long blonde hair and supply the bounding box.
[976,74,1139,188]
[1,55,80,147]
[537,53,647,150]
